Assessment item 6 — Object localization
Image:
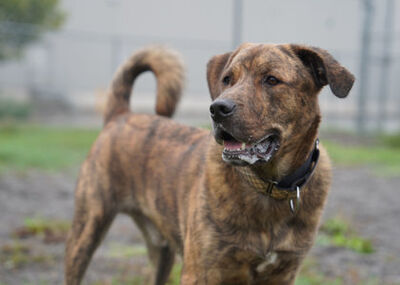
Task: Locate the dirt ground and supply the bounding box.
[0,166,400,284]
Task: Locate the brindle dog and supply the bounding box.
[65,43,354,284]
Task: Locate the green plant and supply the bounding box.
[0,0,65,60]
[167,263,182,285]
[107,243,147,259]
[318,217,374,254]
[0,241,51,269]
[296,258,343,285]
[24,217,70,234]
[90,276,144,285]
[13,216,70,243]
[381,133,400,149]
[295,275,342,285]
[0,98,31,120]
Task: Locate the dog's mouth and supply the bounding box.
[216,129,280,166]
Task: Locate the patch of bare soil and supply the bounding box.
[0,167,399,284]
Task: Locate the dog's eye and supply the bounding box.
[263,76,281,86]
[222,75,231,86]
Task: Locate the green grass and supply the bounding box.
[107,243,147,259]
[0,98,31,120]
[295,257,384,285]
[90,276,144,285]
[12,216,71,243]
[0,123,399,175]
[22,217,70,235]
[0,124,99,172]
[0,241,52,269]
[317,217,374,254]
[90,260,390,285]
[167,264,182,285]
[89,263,180,285]
[323,139,400,176]
[381,133,400,149]
[295,274,342,285]
[104,260,381,285]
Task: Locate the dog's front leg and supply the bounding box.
[179,234,213,285]
[180,265,213,285]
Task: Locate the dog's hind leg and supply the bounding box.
[153,244,175,285]
[64,182,116,285]
[131,213,175,285]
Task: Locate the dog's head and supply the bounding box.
[207,43,354,166]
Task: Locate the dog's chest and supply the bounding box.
[254,251,278,273]
[229,229,301,280]
[221,248,288,282]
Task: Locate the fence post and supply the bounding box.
[377,0,395,132]
[232,0,243,50]
[356,0,374,133]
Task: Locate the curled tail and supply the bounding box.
[104,46,185,124]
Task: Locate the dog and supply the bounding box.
[65,43,354,284]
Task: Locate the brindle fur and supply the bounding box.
[65,43,354,284]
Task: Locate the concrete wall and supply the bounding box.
[0,0,399,130]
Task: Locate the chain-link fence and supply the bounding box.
[0,0,399,132]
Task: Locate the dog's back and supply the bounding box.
[99,46,210,221]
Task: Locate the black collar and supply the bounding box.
[237,139,320,214]
[274,139,320,191]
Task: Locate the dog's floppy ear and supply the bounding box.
[207,52,231,99]
[291,45,355,98]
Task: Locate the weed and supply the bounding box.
[13,216,71,243]
[107,243,147,258]
[295,275,342,285]
[296,258,343,285]
[90,276,144,285]
[318,217,374,254]
[0,242,51,269]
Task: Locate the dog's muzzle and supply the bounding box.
[210,99,280,166]
[222,134,280,165]
[212,124,281,166]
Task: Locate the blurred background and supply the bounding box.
[0,0,400,284]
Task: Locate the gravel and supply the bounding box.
[0,167,399,284]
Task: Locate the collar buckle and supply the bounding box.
[265,180,277,195]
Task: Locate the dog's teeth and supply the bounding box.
[241,142,246,150]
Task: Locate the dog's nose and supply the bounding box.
[209,99,236,122]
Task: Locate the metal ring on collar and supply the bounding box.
[289,186,301,214]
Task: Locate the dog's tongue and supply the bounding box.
[224,140,242,150]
